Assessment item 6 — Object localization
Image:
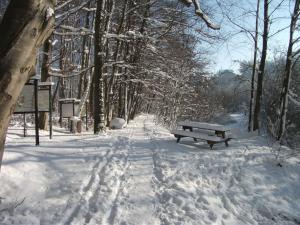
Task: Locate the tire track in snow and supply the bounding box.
[57,141,115,225]
[55,131,132,225]
[109,117,161,225]
[60,149,110,225]
[143,119,170,225]
[83,127,134,225]
[105,125,136,225]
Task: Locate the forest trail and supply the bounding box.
[1,114,300,225]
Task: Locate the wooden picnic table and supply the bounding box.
[177,121,230,138]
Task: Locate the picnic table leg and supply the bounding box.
[174,134,181,143]
[207,141,214,150]
[225,140,229,147]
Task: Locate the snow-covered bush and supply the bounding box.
[110,118,127,129]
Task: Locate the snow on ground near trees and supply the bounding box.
[1,114,300,225]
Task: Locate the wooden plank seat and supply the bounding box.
[171,129,231,149]
[177,121,230,138]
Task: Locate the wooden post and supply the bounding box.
[59,101,62,128]
[34,79,39,146]
[85,101,88,131]
[23,114,26,137]
[49,84,52,139]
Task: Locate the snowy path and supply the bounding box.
[1,114,300,225]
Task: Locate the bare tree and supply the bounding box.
[93,0,115,133]
[248,0,260,132]
[277,0,300,141]
[253,0,270,131]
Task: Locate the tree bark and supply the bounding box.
[0,0,55,169]
[106,0,127,127]
[77,0,92,99]
[248,0,260,132]
[93,0,106,134]
[277,0,300,141]
[253,0,269,131]
[39,37,51,130]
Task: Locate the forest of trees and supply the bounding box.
[0,0,300,168]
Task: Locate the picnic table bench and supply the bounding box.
[171,121,232,149]
[177,121,230,138]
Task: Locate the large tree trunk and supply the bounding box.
[39,37,51,130]
[248,0,260,132]
[0,0,55,169]
[277,0,300,141]
[77,0,92,99]
[253,0,269,131]
[93,0,106,134]
[106,0,126,127]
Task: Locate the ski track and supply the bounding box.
[55,129,133,225]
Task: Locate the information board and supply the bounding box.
[15,85,50,113]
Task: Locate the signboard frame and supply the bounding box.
[59,98,88,131]
[13,80,53,145]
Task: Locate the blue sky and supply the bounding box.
[202,0,294,74]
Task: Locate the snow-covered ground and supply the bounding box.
[1,114,300,225]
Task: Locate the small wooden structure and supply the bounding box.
[58,98,88,131]
[172,121,232,149]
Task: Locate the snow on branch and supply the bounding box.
[288,94,300,107]
[55,0,76,11]
[49,66,93,78]
[46,7,55,21]
[179,0,220,30]
[55,25,94,36]
[179,0,193,6]
[82,7,96,12]
[55,1,89,20]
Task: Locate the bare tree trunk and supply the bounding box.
[253,0,269,131]
[93,0,106,133]
[39,37,52,130]
[106,0,127,127]
[124,81,128,122]
[0,0,55,169]
[277,0,300,141]
[77,0,92,99]
[104,0,116,128]
[248,0,260,132]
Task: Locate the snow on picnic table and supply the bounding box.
[0,114,300,225]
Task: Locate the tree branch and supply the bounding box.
[179,0,220,30]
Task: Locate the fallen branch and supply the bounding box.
[0,197,26,213]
